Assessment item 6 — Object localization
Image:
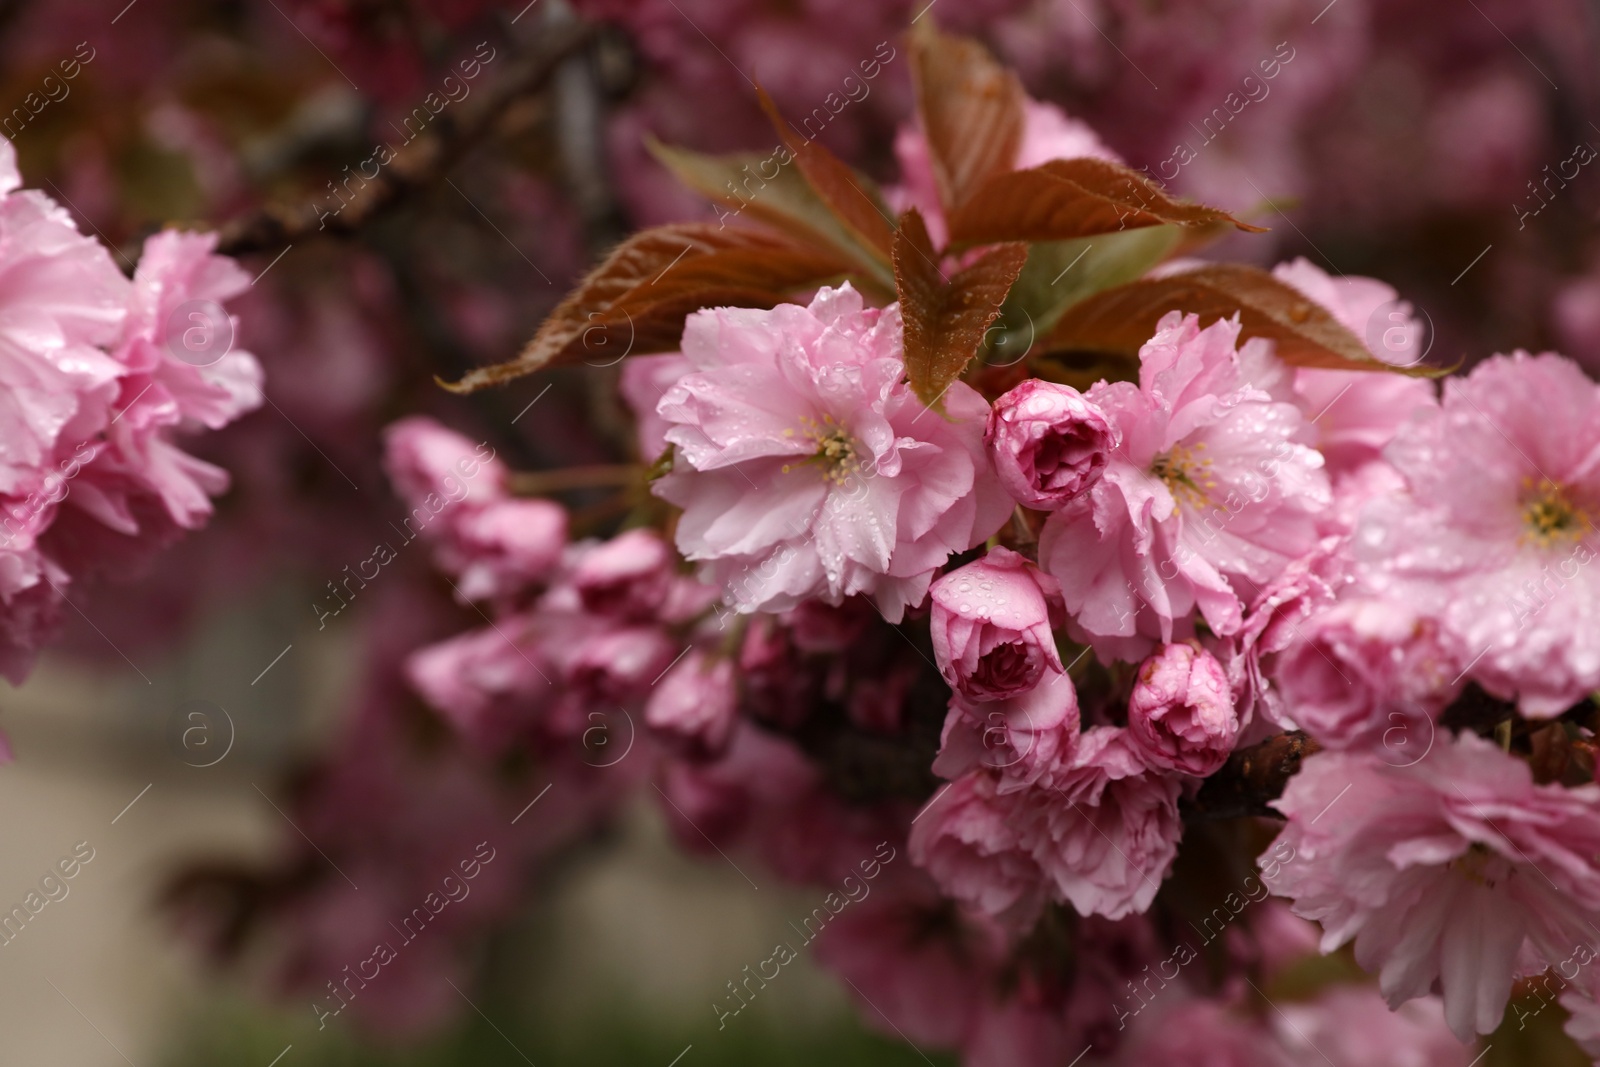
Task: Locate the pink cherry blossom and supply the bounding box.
[1127,642,1238,776]
[383,416,563,603]
[1561,973,1600,1060]
[444,499,568,603]
[1026,726,1183,920]
[1271,595,1461,753]
[907,769,1045,922]
[1272,257,1437,482]
[645,649,737,759]
[620,351,693,461]
[568,527,676,621]
[383,416,505,513]
[913,726,1182,923]
[1270,987,1474,1067]
[654,284,1010,622]
[1353,351,1600,715]
[986,379,1118,508]
[1038,311,1331,662]
[934,668,1081,791]
[0,145,259,679]
[930,546,1064,702]
[1262,732,1600,1040]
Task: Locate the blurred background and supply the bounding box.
[3,0,1599,1062]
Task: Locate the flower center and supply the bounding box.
[1521,477,1590,547]
[1450,842,1508,888]
[784,414,862,487]
[1151,443,1214,512]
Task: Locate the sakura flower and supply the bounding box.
[1025,726,1183,920]
[1272,257,1437,481]
[620,351,692,461]
[644,649,737,760]
[913,727,1182,923]
[1561,974,1600,1060]
[1268,987,1472,1067]
[1354,351,1600,715]
[654,284,1010,622]
[1271,596,1461,754]
[934,668,1081,791]
[1126,642,1238,776]
[383,416,504,513]
[930,547,1065,702]
[445,499,568,602]
[405,616,554,750]
[1224,535,1350,737]
[907,769,1045,922]
[1038,311,1331,662]
[568,527,676,621]
[986,379,1118,508]
[0,146,259,680]
[1261,732,1600,1040]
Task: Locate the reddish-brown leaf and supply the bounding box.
[755,86,896,263]
[909,21,1025,216]
[893,208,1029,408]
[441,224,854,393]
[946,159,1265,247]
[1041,264,1441,376]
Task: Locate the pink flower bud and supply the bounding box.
[930,547,1064,702]
[446,499,567,602]
[934,669,1080,791]
[382,416,505,513]
[986,380,1117,508]
[569,528,675,620]
[645,650,737,759]
[1127,643,1238,776]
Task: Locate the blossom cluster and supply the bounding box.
[93,9,1600,1063]
[0,139,260,683]
[365,62,1600,1059]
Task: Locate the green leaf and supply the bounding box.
[997,225,1183,349]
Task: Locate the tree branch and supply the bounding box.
[1187,731,1321,821]
[216,20,601,257]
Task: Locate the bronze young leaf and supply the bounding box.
[893,208,1028,409]
[947,158,1265,247]
[755,86,896,265]
[442,224,854,393]
[1041,264,1442,376]
[908,20,1026,218]
[645,137,890,291]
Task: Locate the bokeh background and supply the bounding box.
[2,0,1599,1062]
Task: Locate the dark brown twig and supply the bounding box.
[216,19,601,257]
[1187,731,1321,821]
